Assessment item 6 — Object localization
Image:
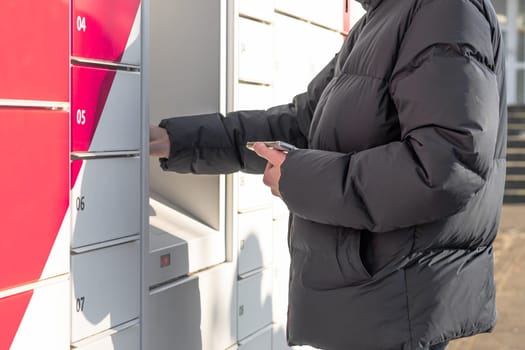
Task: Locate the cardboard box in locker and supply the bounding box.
[237,269,273,340]
[0,109,69,291]
[0,280,69,350]
[147,197,226,287]
[71,157,140,248]
[71,241,140,343]
[0,0,68,102]
[239,0,274,23]
[238,210,273,275]
[71,323,140,350]
[71,65,141,153]
[72,0,141,65]
[239,18,273,84]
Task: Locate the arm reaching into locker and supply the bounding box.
[149,125,170,158]
[150,53,338,175]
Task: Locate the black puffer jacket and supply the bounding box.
[159,0,507,348]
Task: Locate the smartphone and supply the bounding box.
[246,141,298,152]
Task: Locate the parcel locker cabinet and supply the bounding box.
[238,18,273,84]
[146,263,236,350]
[71,241,140,343]
[238,210,273,276]
[71,157,141,248]
[72,323,140,350]
[0,109,69,291]
[72,0,141,65]
[237,269,273,341]
[238,0,274,22]
[0,280,69,350]
[71,66,141,153]
[0,0,68,102]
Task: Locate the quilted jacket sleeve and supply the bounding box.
[158,53,339,174]
[279,0,502,232]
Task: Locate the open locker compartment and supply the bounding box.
[144,0,228,285]
[142,0,233,349]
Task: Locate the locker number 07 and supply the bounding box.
[76,109,86,125]
[76,16,87,32]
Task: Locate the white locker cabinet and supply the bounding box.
[273,197,289,220]
[274,0,310,21]
[1,280,69,350]
[71,241,140,343]
[72,323,140,350]
[307,0,346,31]
[272,14,313,106]
[237,269,273,340]
[72,0,141,65]
[237,83,273,111]
[238,326,272,350]
[273,324,290,350]
[146,263,236,350]
[238,173,273,212]
[239,0,274,23]
[238,209,273,276]
[71,66,141,153]
[238,18,273,84]
[71,156,140,248]
[307,25,344,78]
[273,219,291,324]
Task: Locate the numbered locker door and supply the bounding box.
[71,241,140,343]
[72,0,141,65]
[71,65,141,153]
[71,157,141,248]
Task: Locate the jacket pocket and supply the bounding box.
[336,228,372,282]
[294,221,372,290]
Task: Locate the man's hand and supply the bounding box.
[150,125,170,158]
[253,142,287,198]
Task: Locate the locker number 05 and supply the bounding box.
[76,16,87,32]
[76,109,86,125]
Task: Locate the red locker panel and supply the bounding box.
[0,281,69,350]
[0,0,68,102]
[0,290,32,350]
[0,109,69,290]
[71,65,141,152]
[72,0,141,64]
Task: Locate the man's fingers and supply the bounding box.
[253,142,286,165]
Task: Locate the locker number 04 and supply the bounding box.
[76,16,87,32]
[76,109,87,125]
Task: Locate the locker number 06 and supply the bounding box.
[76,196,86,211]
[76,109,86,125]
[76,16,87,32]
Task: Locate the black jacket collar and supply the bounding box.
[357,0,383,11]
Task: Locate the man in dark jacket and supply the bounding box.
[150,0,506,349]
